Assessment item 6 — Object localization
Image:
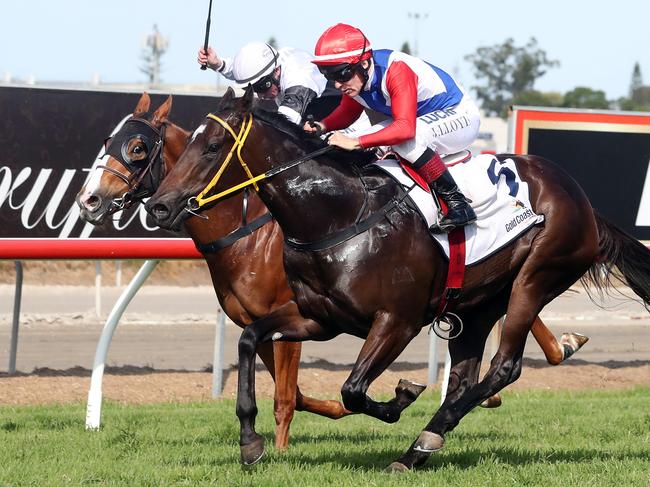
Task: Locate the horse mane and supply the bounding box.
[250,106,377,166]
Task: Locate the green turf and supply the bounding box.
[1,388,649,486]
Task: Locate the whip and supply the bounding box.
[200,0,214,70]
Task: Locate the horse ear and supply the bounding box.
[235,85,255,112]
[217,87,236,111]
[134,92,151,115]
[152,95,172,126]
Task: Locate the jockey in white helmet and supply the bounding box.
[198,41,370,131]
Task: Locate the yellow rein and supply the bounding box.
[195,113,266,208]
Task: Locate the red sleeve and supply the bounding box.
[358,61,418,148]
[321,94,365,131]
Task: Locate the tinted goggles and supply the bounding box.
[318,63,358,83]
[251,73,276,93]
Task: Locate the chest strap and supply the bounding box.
[195,213,273,254]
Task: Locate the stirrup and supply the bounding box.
[431,214,476,234]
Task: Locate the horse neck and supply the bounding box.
[162,123,190,174]
[249,126,368,242]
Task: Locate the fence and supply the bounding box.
[2,88,649,425]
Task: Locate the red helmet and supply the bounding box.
[312,23,372,66]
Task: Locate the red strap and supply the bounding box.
[397,158,466,315]
[435,227,466,318]
[399,160,430,192]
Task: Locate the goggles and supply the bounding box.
[319,63,359,83]
[317,35,368,83]
[251,73,276,93]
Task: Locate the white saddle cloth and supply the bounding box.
[373,154,544,265]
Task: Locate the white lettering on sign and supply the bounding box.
[0,164,158,238]
[635,158,650,227]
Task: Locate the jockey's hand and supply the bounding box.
[327,131,361,151]
[197,46,222,71]
[303,120,325,134]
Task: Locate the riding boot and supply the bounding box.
[412,148,476,234]
[430,169,476,233]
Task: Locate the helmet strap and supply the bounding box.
[357,58,371,89]
[272,66,281,89]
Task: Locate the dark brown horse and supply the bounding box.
[76,93,351,449]
[76,92,585,447]
[144,88,646,469]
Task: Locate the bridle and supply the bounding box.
[187,112,332,212]
[96,116,167,211]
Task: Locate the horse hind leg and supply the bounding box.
[388,307,497,472]
[478,315,589,409]
[530,316,589,365]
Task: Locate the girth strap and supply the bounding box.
[285,184,414,252]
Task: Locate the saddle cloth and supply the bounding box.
[373,154,544,265]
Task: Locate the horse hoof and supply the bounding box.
[413,430,445,453]
[240,437,266,466]
[560,332,589,360]
[385,461,410,473]
[479,393,502,408]
[396,379,427,401]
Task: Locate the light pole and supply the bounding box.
[408,12,429,57]
[141,24,169,87]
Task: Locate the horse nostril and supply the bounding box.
[84,195,102,212]
[151,203,170,221]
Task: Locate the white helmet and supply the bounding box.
[232,42,280,86]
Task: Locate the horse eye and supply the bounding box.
[208,143,220,153]
[133,145,144,154]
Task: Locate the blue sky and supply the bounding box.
[1,0,647,101]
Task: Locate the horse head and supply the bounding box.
[76,93,187,225]
[145,86,264,230]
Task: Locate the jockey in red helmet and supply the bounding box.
[306,23,479,233]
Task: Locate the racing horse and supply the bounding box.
[143,87,647,468]
[76,91,587,447]
[76,93,352,449]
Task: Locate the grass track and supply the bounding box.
[1,388,650,486]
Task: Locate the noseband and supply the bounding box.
[97,116,167,210]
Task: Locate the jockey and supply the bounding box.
[305,23,479,233]
[198,42,370,131]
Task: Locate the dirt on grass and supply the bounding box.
[2,360,650,406]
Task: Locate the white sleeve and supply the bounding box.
[277,105,302,125]
[217,57,236,81]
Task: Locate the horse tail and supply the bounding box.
[581,212,650,309]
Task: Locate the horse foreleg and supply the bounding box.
[530,316,589,365]
[272,339,351,450]
[236,305,335,465]
[272,341,300,450]
[340,312,424,423]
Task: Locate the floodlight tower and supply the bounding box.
[408,12,429,57]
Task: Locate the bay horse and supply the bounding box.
[143,87,645,469]
[76,93,352,449]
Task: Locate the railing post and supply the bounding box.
[211,306,226,398]
[86,260,158,429]
[8,261,23,374]
[427,329,439,386]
